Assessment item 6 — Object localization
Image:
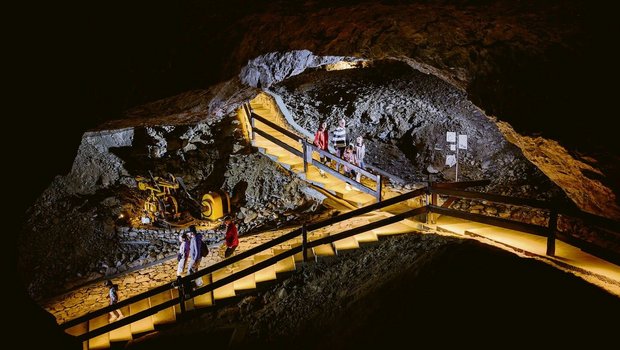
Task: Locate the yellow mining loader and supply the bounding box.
[135,173,180,222]
[201,190,231,221]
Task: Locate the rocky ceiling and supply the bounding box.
[18,0,618,216]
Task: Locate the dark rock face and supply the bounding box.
[239,50,362,88]
[19,114,319,300]
[274,60,564,200]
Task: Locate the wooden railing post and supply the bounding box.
[425,182,432,224]
[303,142,312,174]
[431,191,438,224]
[375,174,382,202]
[547,210,557,256]
[249,109,255,140]
[302,223,308,263]
[176,277,186,315]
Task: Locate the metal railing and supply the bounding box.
[247,107,382,201]
[58,182,620,344]
[428,184,620,262]
[60,188,427,341]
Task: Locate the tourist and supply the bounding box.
[313,119,329,177]
[176,233,190,277]
[223,216,239,258]
[105,280,123,322]
[187,225,204,286]
[354,135,366,182]
[343,144,357,186]
[332,118,348,172]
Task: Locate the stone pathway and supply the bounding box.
[43,227,296,323]
[42,213,386,324]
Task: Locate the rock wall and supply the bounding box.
[239,50,363,88]
[273,60,564,200]
[20,113,320,300]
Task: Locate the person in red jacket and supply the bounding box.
[314,120,329,160]
[313,120,329,177]
[223,216,239,258]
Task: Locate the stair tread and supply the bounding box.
[212,268,237,300]
[150,290,176,325]
[108,306,132,342]
[233,259,257,290]
[332,236,360,251]
[354,230,379,243]
[65,321,88,337]
[254,254,278,282]
[193,274,214,308]
[129,298,154,334]
[88,314,110,349]
[273,248,296,273]
[372,221,418,235]
[313,243,336,257]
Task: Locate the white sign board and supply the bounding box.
[446,132,456,143]
[445,154,456,167]
[458,135,468,150]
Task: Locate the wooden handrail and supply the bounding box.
[59,188,427,331]
[310,145,376,181]
[252,113,302,142]
[77,297,178,341]
[252,112,378,194]
[431,180,491,189]
[428,205,550,237]
[59,181,620,342]
[253,128,303,157]
[430,187,552,210]
[307,207,428,248]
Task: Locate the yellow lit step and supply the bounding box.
[150,290,176,325]
[254,253,277,283]
[64,320,88,337]
[193,274,213,308]
[233,259,256,291]
[332,236,359,251]
[436,222,489,235]
[354,230,379,243]
[212,268,236,300]
[313,243,336,257]
[108,306,132,342]
[88,314,110,350]
[129,298,154,334]
[372,222,417,236]
[273,248,296,274]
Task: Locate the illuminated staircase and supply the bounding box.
[62,210,423,349]
[248,97,377,208]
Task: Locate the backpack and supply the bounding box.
[200,240,209,258]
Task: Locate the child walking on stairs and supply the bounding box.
[105,280,124,322]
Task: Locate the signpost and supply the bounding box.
[446,131,467,181]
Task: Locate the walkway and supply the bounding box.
[44,211,408,323]
[424,215,620,295]
[43,228,295,323]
